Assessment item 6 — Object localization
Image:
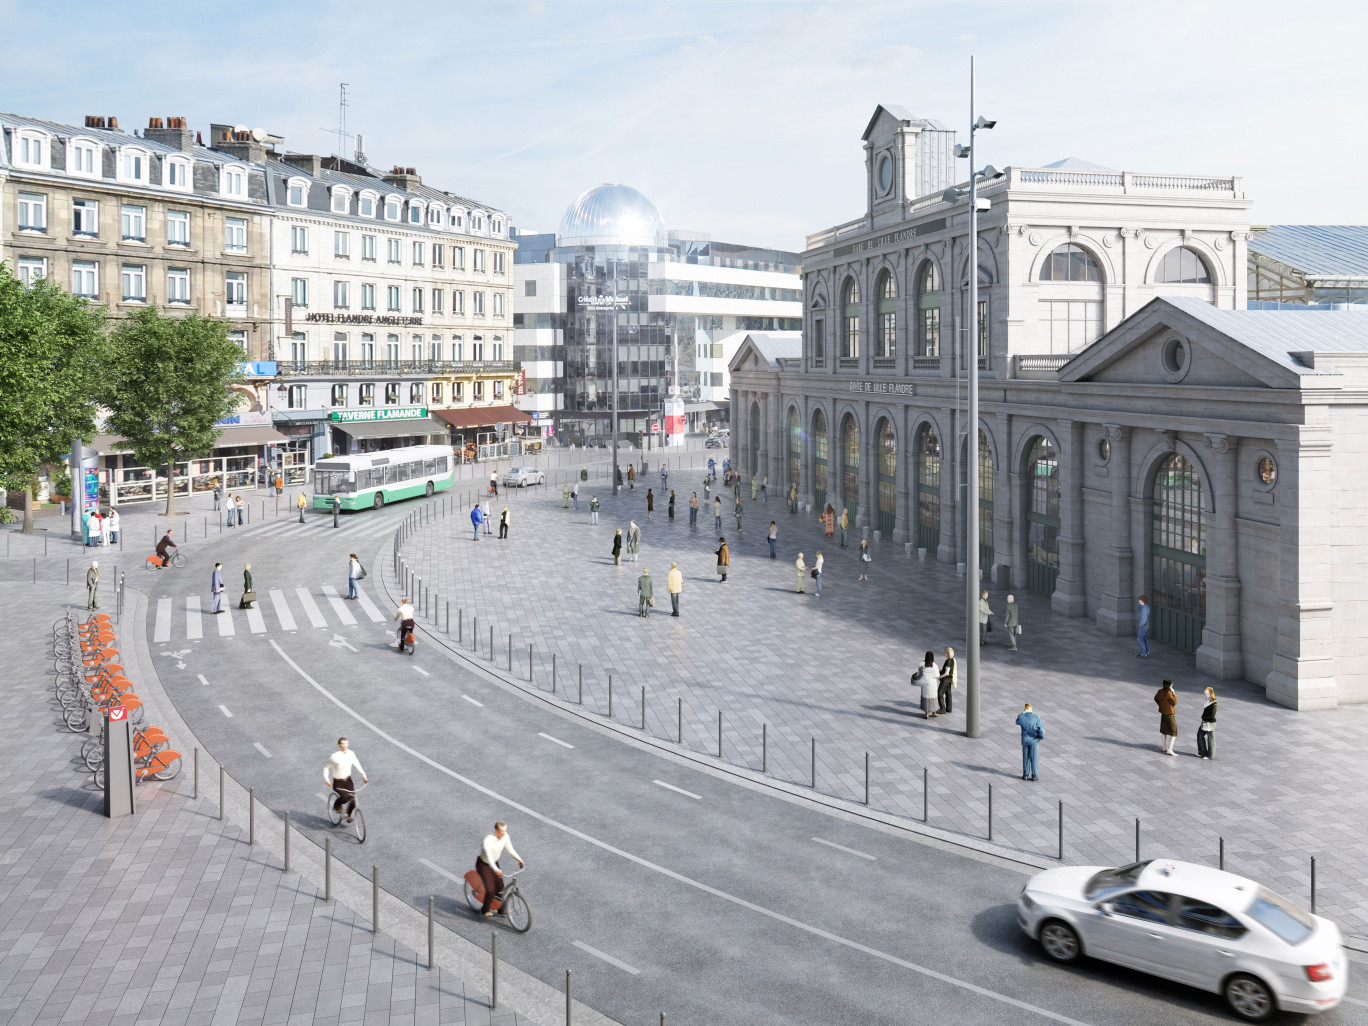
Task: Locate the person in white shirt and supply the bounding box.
[347,554,362,600]
[324,738,367,822]
[476,821,524,917]
[394,598,415,651]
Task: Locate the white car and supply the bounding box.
[502,467,545,487]
[1019,859,1346,1021]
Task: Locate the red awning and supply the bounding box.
[432,405,535,430]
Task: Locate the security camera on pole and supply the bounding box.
[941,57,1004,740]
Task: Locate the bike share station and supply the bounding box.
[103,705,136,819]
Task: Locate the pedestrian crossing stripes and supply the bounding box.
[152,582,386,643]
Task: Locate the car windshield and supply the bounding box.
[1246,887,1315,945]
[1084,861,1152,901]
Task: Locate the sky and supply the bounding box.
[2,0,1364,252]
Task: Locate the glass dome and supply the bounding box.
[557,184,667,248]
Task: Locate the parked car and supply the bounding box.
[705,433,728,449]
[502,467,546,488]
[1018,859,1346,1021]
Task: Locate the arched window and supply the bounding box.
[1025,437,1060,595]
[787,407,801,493]
[841,277,860,360]
[1156,247,1212,285]
[841,414,859,523]
[812,409,828,510]
[876,419,896,536]
[1151,453,1207,651]
[1040,244,1102,282]
[809,288,827,363]
[916,263,940,358]
[916,425,941,551]
[875,270,896,359]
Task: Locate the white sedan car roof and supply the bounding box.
[1134,860,1257,911]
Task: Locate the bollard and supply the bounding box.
[193,748,198,799]
[1135,818,1141,863]
[865,753,870,807]
[552,654,557,694]
[718,711,723,758]
[249,788,255,845]
[428,897,434,971]
[565,969,572,1026]
[445,601,449,634]
[489,625,494,661]
[528,644,533,682]
[472,617,478,651]
[1058,800,1065,860]
[204,515,207,538]
[492,932,499,1009]
[988,785,993,841]
[219,765,224,821]
[325,837,332,901]
[372,866,379,932]
[579,665,583,703]
[641,686,646,731]
[1219,836,1225,871]
[459,609,463,642]
[284,811,291,872]
[762,723,767,772]
[508,634,512,671]
[678,698,683,744]
[923,767,928,822]
[1311,856,1317,914]
[609,676,613,718]
[66,558,69,586]
[811,737,816,789]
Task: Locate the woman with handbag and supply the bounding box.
[912,651,938,718]
[858,538,871,580]
[1197,687,1217,760]
[239,562,255,609]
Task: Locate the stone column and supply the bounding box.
[1196,434,1243,679]
[800,400,815,513]
[1096,424,1135,636]
[1265,423,1338,709]
[937,405,959,565]
[767,391,784,497]
[894,405,912,545]
[992,412,1014,589]
[1051,419,1087,617]
[857,403,873,531]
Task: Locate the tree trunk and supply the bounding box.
[20,479,35,534]
[163,458,177,517]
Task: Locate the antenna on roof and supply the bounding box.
[319,82,353,158]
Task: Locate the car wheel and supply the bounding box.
[1224,974,1276,1022]
[1038,920,1082,964]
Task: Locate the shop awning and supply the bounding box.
[214,425,288,447]
[684,402,718,413]
[331,415,449,440]
[432,405,535,430]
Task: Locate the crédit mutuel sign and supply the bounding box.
[304,313,423,326]
[329,406,429,423]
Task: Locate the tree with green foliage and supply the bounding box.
[101,307,246,516]
[0,262,108,533]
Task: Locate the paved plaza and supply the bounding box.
[393,472,1368,943]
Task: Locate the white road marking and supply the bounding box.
[217,602,235,637]
[268,590,296,631]
[812,837,877,861]
[267,641,1096,1026]
[412,666,430,677]
[218,704,233,718]
[153,598,171,643]
[320,584,357,626]
[196,674,209,687]
[461,695,484,707]
[294,587,327,628]
[538,732,575,749]
[653,780,701,800]
[254,742,272,758]
[418,857,467,886]
[572,941,640,976]
[185,596,202,640]
[328,633,358,652]
[244,603,267,634]
[354,585,385,623]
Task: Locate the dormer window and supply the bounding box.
[492,218,503,236]
[67,138,99,177]
[165,156,192,191]
[120,147,149,185]
[428,204,445,227]
[384,198,401,221]
[14,130,48,170]
[408,202,423,224]
[473,214,484,232]
[358,191,377,218]
[286,178,308,207]
[330,187,351,214]
[450,210,463,229]
[219,164,247,199]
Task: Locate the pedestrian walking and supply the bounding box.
[347,553,362,599]
[789,482,798,514]
[912,651,937,718]
[715,537,730,582]
[627,520,640,563]
[499,506,510,539]
[979,590,994,646]
[1155,679,1178,756]
[628,465,636,490]
[751,475,758,501]
[571,482,579,510]
[580,465,588,482]
[637,567,654,618]
[275,472,284,496]
[489,472,498,497]
[332,494,341,528]
[647,488,654,520]
[839,507,849,547]
[1016,703,1044,781]
[235,494,244,525]
[661,465,668,491]
[209,562,224,614]
[813,550,824,596]
[225,495,236,528]
[768,521,778,558]
[612,528,623,566]
[562,482,570,509]
[667,562,683,615]
[707,457,716,481]
[1197,686,1217,760]
[213,482,222,511]
[470,504,483,541]
[668,490,676,520]
[858,538,871,580]
[734,497,743,531]
[822,504,835,539]
[616,465,624,488]
[239,562,255,609]
[590,495,600,524]
[938,647,956,714]
[297,491,307,523]
[795,552,807,593]
[689,492,699,526]
[761,475,768,503]
[1005,594,1020,651]
[106,508,120,546]
[86,560,99,610]
[267,472,275,497]
[713,496,722,532]
[89,509,103,547]
[1137,595,1151,657]
[703,477,711,502]
[481,499,491,534]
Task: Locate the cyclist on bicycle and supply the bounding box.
[324,737,367,823]
[476,820,524,917]
[155,529,177,568]
[393,597,415,651]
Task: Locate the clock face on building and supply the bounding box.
[876,154,893,194]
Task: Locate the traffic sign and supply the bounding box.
[651,421,660,433]
[108,706,128,722]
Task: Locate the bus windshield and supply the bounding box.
[315,469,355,494]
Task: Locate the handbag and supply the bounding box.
[810,568,818,578]
[1016,624,1023,636]
[241,590,258,603]
[987,618,993,633]
[358,563,368,580]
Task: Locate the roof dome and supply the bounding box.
[557,184,667,248]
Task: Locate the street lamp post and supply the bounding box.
[611,268,620,496]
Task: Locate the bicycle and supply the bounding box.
[326,781,366,842]
[144,550,186,570]
[463,862,531,932]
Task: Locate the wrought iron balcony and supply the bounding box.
[279,359,517,377]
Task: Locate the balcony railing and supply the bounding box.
[1013,354,1071,379]
[280,359,516,377]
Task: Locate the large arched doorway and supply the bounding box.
[1151,453,1207,651]
[748,400,761,483]
[978,430,994,569]
[876,418,896,537]
[1025,436,1060,596]
[841,414,859,523]
[916,425,941,552]
[811,409,828,511]
[786,407,801,498]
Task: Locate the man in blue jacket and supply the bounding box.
[1015,702,1044,782]
[470,504,483,541]
[1137,595,1151,658]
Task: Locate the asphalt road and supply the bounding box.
[137,500,1368,1026]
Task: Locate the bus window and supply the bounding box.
[385,465,398,484]
[436,456,448,473]
[409,460,423,478]
[424,458,436,476]
[315,470,354,494]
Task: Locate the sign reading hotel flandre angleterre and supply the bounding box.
[329,407,429,423]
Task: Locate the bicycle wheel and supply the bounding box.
[144,556,159,571]
[64,706,89,732]
[326,794,343,827]
[93,766,105,790]
[503,892,531,933]
[173,552,187,568]
[82,741,103,770]
[150,753,182,781]
[463,877,482,912]
[352,807,366,843]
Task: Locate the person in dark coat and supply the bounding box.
[637,568,654,618]
[1155,678,1178,755]
[239,563,254,609]
[611,529,623,566]
[647,488,654,520]
[938,647,956,715]
[1197,686,1217,760]
[667,490,675,520]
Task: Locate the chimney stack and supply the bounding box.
[145,115,194,151]
[383,166,422,191]
[282,152,323,176]
[107,116,120,131]
[209,122,268,163]
[84,116,107,129]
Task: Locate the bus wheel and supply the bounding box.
[373,492,384,509]
[425,481,434,497]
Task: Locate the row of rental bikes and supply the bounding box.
[53,612,184,789]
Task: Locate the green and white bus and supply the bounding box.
[312,445,456,511]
